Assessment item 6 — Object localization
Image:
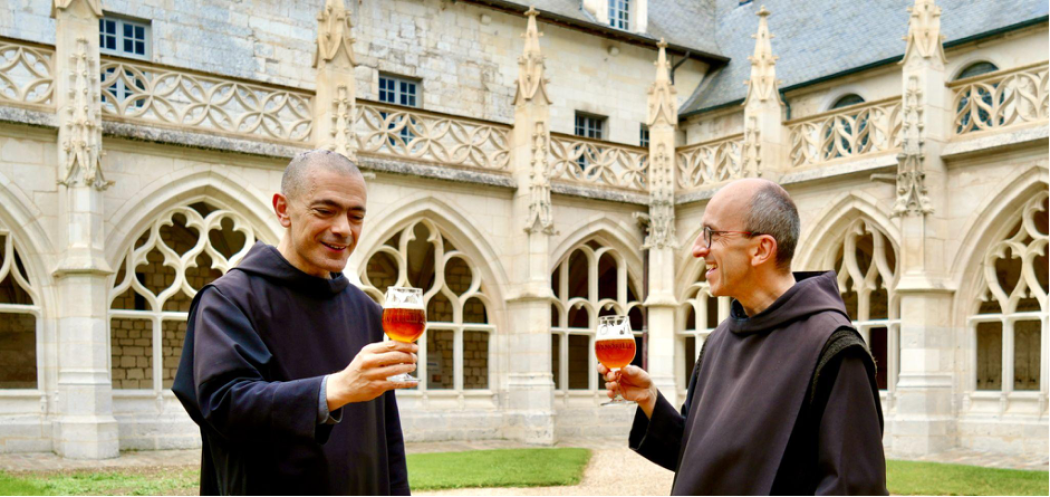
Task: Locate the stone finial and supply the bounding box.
[742,6,782,106]
[525,121,554,234]
[60,38,110,191]
[51,0,102,18]
[902,0,947,64]
[513,6,551,105]
[647,39,677,128]
[642,143,677,249]
[314,0,356,68]
[892,76,933,217]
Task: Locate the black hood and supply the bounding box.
[232,242,350,298]
[728,271,850,334]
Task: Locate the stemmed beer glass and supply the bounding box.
[595,315,636,406]
[382,286,426,383]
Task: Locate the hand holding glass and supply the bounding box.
[382,287,425,383]
[595,315,636,406]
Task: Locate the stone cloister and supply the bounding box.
[0,0,1045,460]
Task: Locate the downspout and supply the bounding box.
[669,51,691,85]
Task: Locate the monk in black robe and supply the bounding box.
[601,178,888,495]
[173,150,417,495]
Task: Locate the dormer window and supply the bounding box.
[609,0,629,30]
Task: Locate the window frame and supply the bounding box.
[378,73,422,109]
[609,0,630,30]
[639,123,650,148]
[99,15,151,61]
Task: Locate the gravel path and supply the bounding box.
[415,447,674,496]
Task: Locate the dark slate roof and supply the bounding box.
[492,0,723,56]
[680,0,1050,115]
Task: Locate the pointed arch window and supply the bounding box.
[0,229,40,389]
[953,61,1002,134]
[109,202,256,392]
[550,240,644,398]
[969,192,1047,399]
[831,219,900,394]
[676,262,730,396]
[361,220,495,397]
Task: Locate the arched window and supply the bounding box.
[832,219,900,393]
[824,94,870,161]
[550,240,643,395]
[676,262,730,396]
[953,62,1002,134]
[0,229,39,389]
[109,202,256,391]
[361,220,495,393]
[970,192,1047,395]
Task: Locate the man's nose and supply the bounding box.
[330,215,350,237]
[692,236,708,259]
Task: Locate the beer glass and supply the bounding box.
[595,315,636,406]
[382,286,426,383]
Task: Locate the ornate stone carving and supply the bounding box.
[742,7,782,107]
[525,121,553,234]
[902,0,946,64]
[788,99,903,167]
[643,143,676,250]
[893,76,933,217]
[513,7,551,106]
[329,85,357,159]
[314,0,356,68]
[51,0,102,18]
[676,135,744,189]
[741,116,762,177]
[60,38,110,190]
[647,39,677,128]
[0,40,55,107]
[549,135,648,191]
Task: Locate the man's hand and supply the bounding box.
[326,341,419,411]
[598,364,659,418]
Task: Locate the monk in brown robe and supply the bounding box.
[601,178,887,495]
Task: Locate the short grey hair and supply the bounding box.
[281,150,363,201]
[745,182,800,271]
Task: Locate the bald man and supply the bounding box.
[173,150,415,495]
[601,179,887,495]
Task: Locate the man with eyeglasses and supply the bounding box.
[600,178,887,495]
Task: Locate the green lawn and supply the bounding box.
[1,452,1047,496]
[406,448,592,490]
[887,460,1048,496]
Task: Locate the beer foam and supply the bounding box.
[384,302,425,310]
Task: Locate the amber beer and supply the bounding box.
[595,338,636,370]
[382,307,426,343]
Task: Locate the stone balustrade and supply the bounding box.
[0,38,54,110]
[355,101,511,172]
[950,61,1049,136]
[549,132,649,193]
[99,55,314,144]
[787,97,903,168]
[675,133,744,191]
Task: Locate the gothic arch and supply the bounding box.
[355,194,510,306]
[796,191,900,271]
[550,216,644,284]
[0,171,55,295]
[104,168,280,269]
[952,168,1048,315]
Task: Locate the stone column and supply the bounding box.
[888,0,955,456]
[312,0,363,283]
[51,0,119,459]
[741,7,786,177]
[503,7,556,445]
[640,40,679,406]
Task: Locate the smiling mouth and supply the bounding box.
[706,262,718,278]
[321,242,348,251]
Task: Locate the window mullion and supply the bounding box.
[453,327,464,392]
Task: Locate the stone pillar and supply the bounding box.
[504,7,556,445]
[312,0,363,283]
[888,0,955,456]
[51,0,119,459]
[640,40,679,406]
[741,7,786,176]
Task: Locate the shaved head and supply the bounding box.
[281,150,364,202]
[712,178,799,271]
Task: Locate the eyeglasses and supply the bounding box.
[700,226,761,249]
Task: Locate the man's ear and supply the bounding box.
[273,193,292,228]
[750,235,778,268]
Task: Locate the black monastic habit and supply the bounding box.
[630,271,888,495]
[172,243,410,496]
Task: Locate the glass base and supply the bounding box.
[388,373,419,384]
[601,395,635,406]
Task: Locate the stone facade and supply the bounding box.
[0,0,1045,460]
